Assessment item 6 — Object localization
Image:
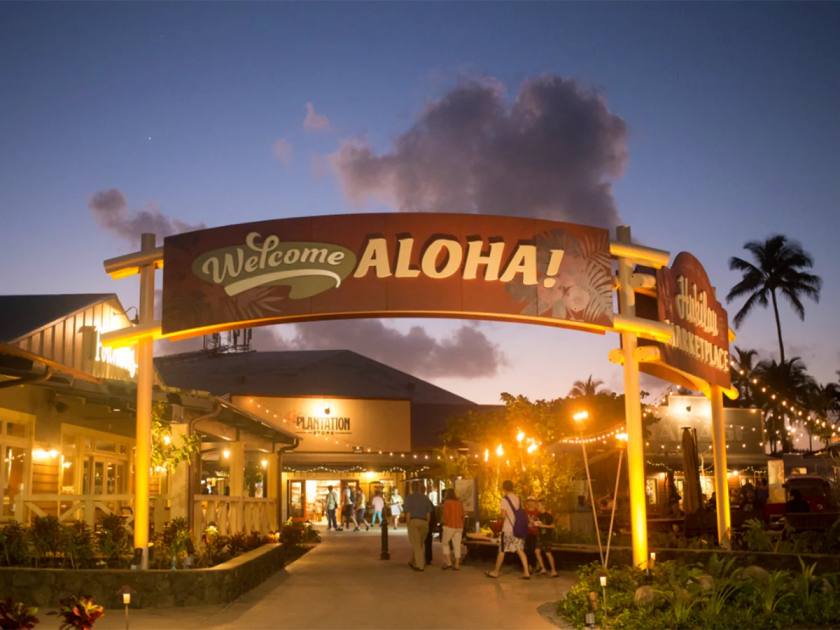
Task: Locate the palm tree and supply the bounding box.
[568,375,607,398]
[730,346,759,407]
[727,235,821,364]
[754,357,813,453]
[804,381,840,451]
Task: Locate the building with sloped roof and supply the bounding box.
[155,349,482,523]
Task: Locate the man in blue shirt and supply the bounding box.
[404,482,434,571]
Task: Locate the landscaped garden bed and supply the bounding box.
[0,517,319,609]
[557,554,840,629]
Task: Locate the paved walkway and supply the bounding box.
[98,527,574,629]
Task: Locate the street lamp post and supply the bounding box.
[604,432,628,569]
[573,411,604,566]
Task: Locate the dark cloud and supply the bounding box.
[277,319,505,379]
[333,75,627,228]
[89,188,204,243]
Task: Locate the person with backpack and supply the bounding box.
[485,479,531,579]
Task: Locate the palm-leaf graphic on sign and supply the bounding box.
[221,286,294,323]
[505,228,613,326]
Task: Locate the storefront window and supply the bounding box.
[1,446,25,518]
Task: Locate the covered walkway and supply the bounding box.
[98,528,574,629]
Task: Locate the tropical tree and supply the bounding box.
[730,346,759,407]
[568,375,608,398]
[754,357,813,453]
[727,235,821,364]
[804,381,840,451]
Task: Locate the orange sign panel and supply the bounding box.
[161,213,614,337]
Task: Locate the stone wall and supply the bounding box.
[0,543,309,608]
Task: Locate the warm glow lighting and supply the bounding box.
[123,592,131,605]
[649,552,656,567]
[32,448,59,461]
[526,443,538,454]
[483,448,489,462]
[260,458,269,469]
[516,430,525,443]
[616,432,629,442]
[573,410,589,423]
[222,448,231,460]
[599,575,607,587]
[495,444,504,457]
[162,434,171,446]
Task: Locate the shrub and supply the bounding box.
[0,597,39,629]
[63,521,94,569]
[29,516,63,567]
[279,524,304,548]
[96,514,130,568]
[0,522,31,566]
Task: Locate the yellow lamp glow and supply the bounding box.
[495,444,504,457]
[616,431,629,442]
[260,458,269,469]
[162,434,171,446]
[483,448,489,462]
[573,410,589,423]
[222,448,231,460]
[516,431,525,443]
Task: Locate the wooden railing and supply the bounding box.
[9,494,167,530]
[193,496,277,539]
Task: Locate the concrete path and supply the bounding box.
[97,527,574,629]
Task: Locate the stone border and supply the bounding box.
[0,543,313,608]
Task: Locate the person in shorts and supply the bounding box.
[485,480,530,579]
[533,499,558,577]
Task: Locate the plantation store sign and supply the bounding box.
[162,213,615,336]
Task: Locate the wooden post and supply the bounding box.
[134,233,156,569]
[615,225,649,569]
[710,385,731,547]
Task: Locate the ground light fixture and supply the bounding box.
[600,575,608,612]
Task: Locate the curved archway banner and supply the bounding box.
[161,213,615,338]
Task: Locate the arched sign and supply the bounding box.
[161,213,615,338]
[104,212,737,571]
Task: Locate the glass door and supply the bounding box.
[288,480,305,518]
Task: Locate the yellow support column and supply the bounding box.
[134,233,156,569]
[615,225,649,569]
[710,385,732,547]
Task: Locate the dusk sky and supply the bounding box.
[1,3,838,404]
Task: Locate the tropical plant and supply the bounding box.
[0,598,39,629]
[95,514,130,567]
[804,381,840,450]
[63,521,94,569]
[0,521,30,566]
[730,346,759,407]
[755,357,813,452]
[29,516,63,567]
[568,375,608,398]
[757,570,794,616]
[151,403,201,471]
[52,595,104,630]
[727,234,821,364]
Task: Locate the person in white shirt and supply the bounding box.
[371,491,386,527]
[325,485,340,531]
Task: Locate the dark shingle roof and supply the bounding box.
[0,294,117,342]
[154,349,475,406]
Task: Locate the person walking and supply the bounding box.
[533,499,558,577]
[342,485,358,530]
[404,482,434,571]
[325,485,340,531]
[440,488,465,570]
[355,486,371,531]
[371,490,385,527]
[390,488,404,530]
[485,480,530,579]
[425,498,438,566]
